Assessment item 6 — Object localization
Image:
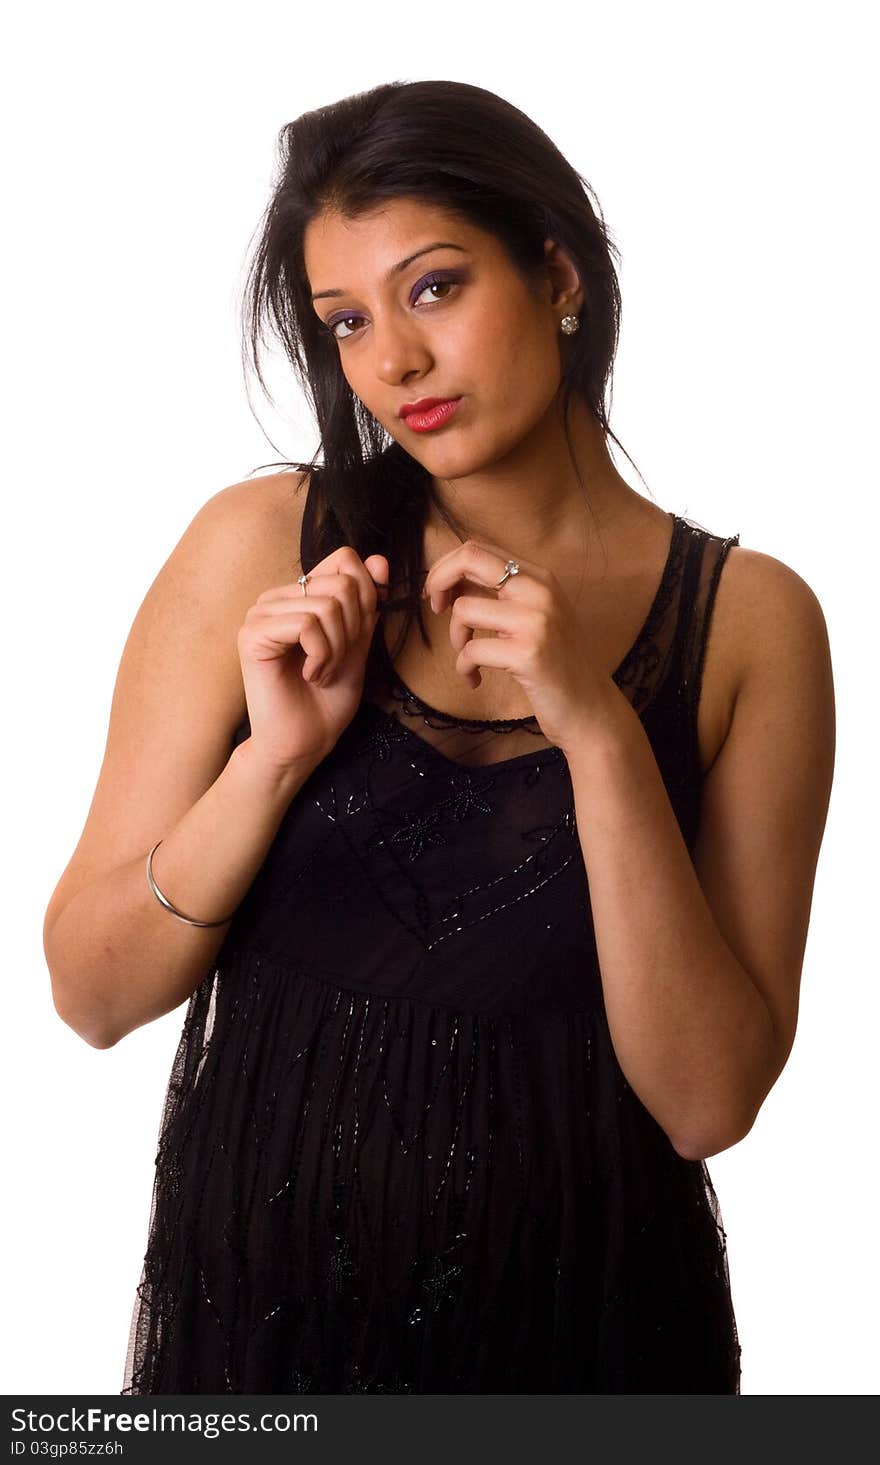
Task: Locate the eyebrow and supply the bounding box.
[310,242,467,302]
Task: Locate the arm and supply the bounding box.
[42,470,316,1048]
[564,550,835,1159]
[44,740,320,1048]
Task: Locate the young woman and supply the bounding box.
[44,79,835,1395]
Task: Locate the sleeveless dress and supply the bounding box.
[121,509,743,1395]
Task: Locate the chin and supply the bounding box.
[405,431,518,480]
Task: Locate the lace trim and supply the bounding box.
[385,676,542,734]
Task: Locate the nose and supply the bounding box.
[370,308,433,387]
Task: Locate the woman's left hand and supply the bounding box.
[422,537,622,754]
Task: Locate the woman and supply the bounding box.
[43,79,835,1394]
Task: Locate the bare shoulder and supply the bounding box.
[717,542,830,690]
[198,468,313,722]
[694,538,831,776]
[157,467,312,701]
[708,540,833,743]
[206,468,311,586]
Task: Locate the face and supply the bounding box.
[303,197,583,480]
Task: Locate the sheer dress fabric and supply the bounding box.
[122,509,743,1395]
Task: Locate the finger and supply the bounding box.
[364,555,390,619]
[252,598,345,676]
[297,574,363,646]
[263,547,387,625]
[258,573,362,646]
[447,594,526,655]
[244,606,332,681]
[455,631,519,681]
[424,542,548,611]
[312,546,383,622]
[294,611,334,681]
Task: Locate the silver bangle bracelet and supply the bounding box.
[146,840,236,928]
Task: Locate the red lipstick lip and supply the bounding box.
[399,396,460,419]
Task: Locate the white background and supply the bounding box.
[3,0,876,1397]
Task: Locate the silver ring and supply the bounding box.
[495,559,521,589]
[297,573,310,596]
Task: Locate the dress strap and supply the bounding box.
[675,520,741,721]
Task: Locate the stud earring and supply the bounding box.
[560,314,580,335]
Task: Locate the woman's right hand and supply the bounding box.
[237,546,390,774]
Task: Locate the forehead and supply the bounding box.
[303,197,492,284]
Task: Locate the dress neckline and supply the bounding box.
[377,511,682,730]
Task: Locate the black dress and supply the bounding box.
[121,509,743,1395]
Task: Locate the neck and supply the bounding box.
[426,395,641,564]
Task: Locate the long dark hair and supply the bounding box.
[240,78,642,673]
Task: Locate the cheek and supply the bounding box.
[337,360,380,414]
[493,328,560,416]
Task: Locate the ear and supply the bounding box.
[543,237,584,317]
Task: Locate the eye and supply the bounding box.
[321,270,464,341]
[411,272,460,307]
[322,313,364,341]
